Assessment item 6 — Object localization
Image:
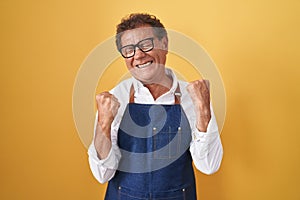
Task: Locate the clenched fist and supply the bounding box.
[94,92,120,159]
[96,92,120,132]
[186,80,211,132]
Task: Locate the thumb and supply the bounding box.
[204,79,210,93]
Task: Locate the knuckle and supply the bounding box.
[198,79,205,84]
[186,85,193,92]
[95,94,101,101]
[191,80,198,84]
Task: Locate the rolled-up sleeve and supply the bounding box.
[87,111,122,184]
[88,141,121,183]
[189,105,223,175]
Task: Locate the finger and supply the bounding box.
[186,80,203,92]
[111,95,119,102]
[96,91,109,101]
[186,82,194,93]
[95,93,102,102]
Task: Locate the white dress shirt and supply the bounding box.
[88,68,223,184]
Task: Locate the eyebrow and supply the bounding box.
[121,37,154,46]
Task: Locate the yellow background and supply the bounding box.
[1,0,300,199]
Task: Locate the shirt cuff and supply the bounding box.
[88,143,120,170]
[192,113,219,142]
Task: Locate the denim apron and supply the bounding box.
[105,85,196,200]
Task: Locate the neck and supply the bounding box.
[144,75,172,100]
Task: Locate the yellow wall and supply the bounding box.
[1,0,300,199]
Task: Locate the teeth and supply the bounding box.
[136,61,152,68]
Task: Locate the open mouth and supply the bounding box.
[136,61,153,69]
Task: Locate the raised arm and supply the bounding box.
[88,92,121,183]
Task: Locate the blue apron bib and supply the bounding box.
[105,85,197,200]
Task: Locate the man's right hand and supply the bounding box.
[94,92,120,159]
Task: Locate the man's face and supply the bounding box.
[120,26,168,84]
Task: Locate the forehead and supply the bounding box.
[120,27,155,46]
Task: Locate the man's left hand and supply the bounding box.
[186,79,211,132]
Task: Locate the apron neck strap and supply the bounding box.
[129,84,181,104]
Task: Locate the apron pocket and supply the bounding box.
[117,186,190,200]
[153,126,182,159]
[153,186,191,200]
[118,186,148,200]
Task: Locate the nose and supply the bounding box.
[134,47,146,59]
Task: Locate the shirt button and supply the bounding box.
[182,188,185,192]
[118,186,121,190]
[153,127,157,131]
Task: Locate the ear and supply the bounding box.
[161,36,168,51]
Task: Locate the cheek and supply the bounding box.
[124,58,133,69]
[149,50,167,62]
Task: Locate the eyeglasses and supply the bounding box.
[119,37,154,58]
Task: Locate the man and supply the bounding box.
[88,13,223,200]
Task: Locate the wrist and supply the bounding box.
[98,117,113,128]
[196,114,211,132]
[96,121,112,139]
